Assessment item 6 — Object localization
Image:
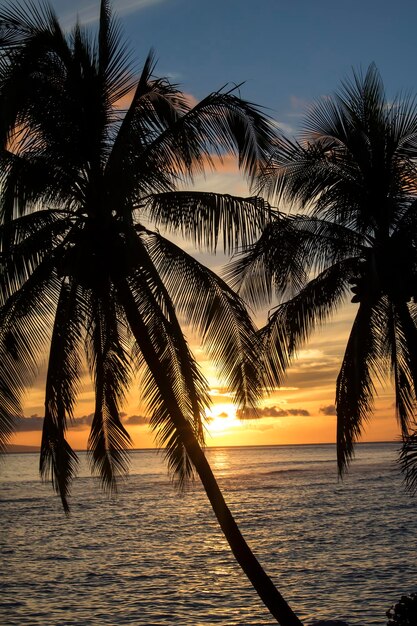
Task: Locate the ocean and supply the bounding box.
[1,443,416,625]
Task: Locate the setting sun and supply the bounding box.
[205,403,239,436]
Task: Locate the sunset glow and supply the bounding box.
[4,0,412,455]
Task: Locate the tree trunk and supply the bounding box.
[117,278,304,626]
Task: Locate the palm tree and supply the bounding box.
[228,65,417,480]
[400,430,417,493]
[0,1,303,624]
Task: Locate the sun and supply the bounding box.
[205,403,240,436]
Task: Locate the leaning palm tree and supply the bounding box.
[0,1,303,624]
[228,65,417,480]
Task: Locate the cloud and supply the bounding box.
[236,405,310,420]
[72,414,94,427]
[15,412,150,431]
[266,386,299,392]
[209,388,235,399]
[319,404,337,416]
[16,416,44,432]
[217,412,229,418]
[202,152,241,174]
[59,0,167,28]
[15,414,96,431]
[273,120,297,137]
[123,414,149,425]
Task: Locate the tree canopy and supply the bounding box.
[228,65,417,480]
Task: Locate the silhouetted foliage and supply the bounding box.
[399,430,417,493]
[0,0,273,504]
[0,2,303,624]
[228,65,417,482]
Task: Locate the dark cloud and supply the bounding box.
[217,412,229,418]
[284,365,339,389]
[15,412,150,431]
[123,415,149,425]
[15,414,95,431]
[236,405,310,420]
[16,416,44,431]
[73,414,94,427]
[319,404,337,416]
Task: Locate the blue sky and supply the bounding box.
[52,0,417,136]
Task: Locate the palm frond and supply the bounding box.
[0,1,60,47]
[143,229,265,410]
[116,276,202,485]
[40,281,84,511]
[0,211,70,305]
[390,301,417,433]
[105,50,191,203]
[97,0,134,106]
[134,87,276,193]
[127,235,211,443]
[261,258,357,386]
[0,2,69,146]
[146,191,271,254]
[226,214,365,307]
[399,430,417,494]
[86,291,132,493]
[0,256,60,452]
[128,238,210,434]
[336,298,388,473]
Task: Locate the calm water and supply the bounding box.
[1,443,416,625]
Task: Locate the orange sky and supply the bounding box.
[11,166,402,450]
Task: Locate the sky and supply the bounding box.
[11,0,417,450]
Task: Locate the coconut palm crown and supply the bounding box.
[228,65,417,479]
[0,0,277,506]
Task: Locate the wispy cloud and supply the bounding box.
[272,119,297,137]
[236,405,310,420]
[59,0,167,28]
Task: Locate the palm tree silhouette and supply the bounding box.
[400,430,417,492]
[228,65,417,480]
[0,1,302,624]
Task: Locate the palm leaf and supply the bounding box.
[227,214,365,308]
[261,258,358,386]
[97,0,134,107]
[40,280,84,511]
[134,87,275,193]
[147,191,271,254]
[127,234,210,443]
[336,298,388,473]
[86,290,132,493]
[391,301,417,432]
[0,211,70,305]
[0,256,60,452]
[126,242,210,434]
[143,229,264,410]
[116,276,201,484]
[399,430,417,494]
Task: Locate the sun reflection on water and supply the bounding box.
[205,447,232,472]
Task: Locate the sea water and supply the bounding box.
[1,443,416,625]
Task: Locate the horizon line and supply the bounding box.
[5,440,400,454]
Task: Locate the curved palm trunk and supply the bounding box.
[117,278,303,626]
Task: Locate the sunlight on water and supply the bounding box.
[1,443,416,625]
[206,448,232,472]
